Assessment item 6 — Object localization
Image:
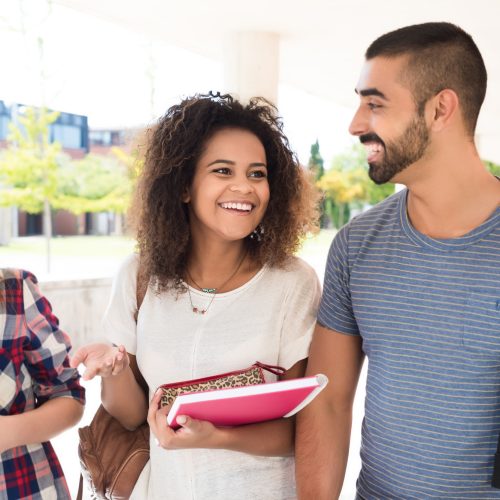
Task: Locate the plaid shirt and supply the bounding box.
[0,269,85,500]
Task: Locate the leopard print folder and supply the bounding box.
[159,362,285,407]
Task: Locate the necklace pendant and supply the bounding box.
[202,287,216,294]
[192,306,206,315]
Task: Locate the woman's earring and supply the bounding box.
[250,224,264,242]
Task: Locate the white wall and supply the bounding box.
[40,277,112,349]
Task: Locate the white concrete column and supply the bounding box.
[223,32,280,105]
[0,207,12,245]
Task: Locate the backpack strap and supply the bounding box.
[134,259,148,322]
[132,259,149,395]
[76,474,83,500]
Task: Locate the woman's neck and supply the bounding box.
[187,239,254,292]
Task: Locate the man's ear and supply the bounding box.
[427,89,459,132]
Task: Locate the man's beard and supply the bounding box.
[361,113,430,185]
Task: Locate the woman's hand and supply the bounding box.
[147,390,223,450]
[70,343,129,381]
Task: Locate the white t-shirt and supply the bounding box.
[102,254,321,500]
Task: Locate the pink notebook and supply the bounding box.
[167,374,328,428]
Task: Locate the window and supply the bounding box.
[51,124,83,149]
[0,115,9,140]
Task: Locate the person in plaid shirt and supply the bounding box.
[0,268,85,499]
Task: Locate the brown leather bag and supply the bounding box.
[77,269,150,500]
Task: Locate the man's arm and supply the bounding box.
[296,324,364,499]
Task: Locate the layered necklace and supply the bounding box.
[185,251,247,315]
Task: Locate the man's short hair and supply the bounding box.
[366,22,487,135]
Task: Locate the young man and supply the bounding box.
[296,22,500,499]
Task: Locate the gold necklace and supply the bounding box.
[185,251,247,315]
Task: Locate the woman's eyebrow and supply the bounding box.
[207,159,235,167]
[206,159,267,168]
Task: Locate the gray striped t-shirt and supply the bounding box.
[318,188,500,499]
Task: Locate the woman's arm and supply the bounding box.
[148,359,306,456]
[0,397,83,454]
[70,344,148,430]
[101,352,148,430]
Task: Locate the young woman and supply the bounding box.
[71,93,321,499]
[0,268,85,499]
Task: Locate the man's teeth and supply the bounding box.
[365,143,383,154]
[220,202,252,211]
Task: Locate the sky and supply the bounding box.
[0,0,356,165]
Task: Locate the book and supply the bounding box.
[166,373,328,428]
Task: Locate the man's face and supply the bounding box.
[349,56,430,184]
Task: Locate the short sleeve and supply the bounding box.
[101,254,140,354]
[317,225,359,336]
[22,272,85,406]
[278,259,322,368]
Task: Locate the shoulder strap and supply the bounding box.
[76,474,83,500]
[133,259,149,395]
[134,260,148,321]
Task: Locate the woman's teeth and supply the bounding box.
[220,202,252,212]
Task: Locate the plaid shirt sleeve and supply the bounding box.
[0,269,85,500]
[22,271,86,406]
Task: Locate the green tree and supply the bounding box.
[317,167,364,228]
[308,140,324,180]
[484,159,500,177]
[56,150,138,235]
[56,154,133,214]
[318,144,393,228]
[0,106,61,270]
[109,145,144,234]
[0,107,139,268]
[307,140,328,227]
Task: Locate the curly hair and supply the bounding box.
[129,92,319,292]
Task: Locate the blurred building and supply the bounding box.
[0,101,89,155]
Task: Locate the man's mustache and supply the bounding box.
[359,133,385,149]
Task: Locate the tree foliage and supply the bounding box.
[308,139,325,181]
[307,140,327,227]
[0,107,137,216]
[55,153,134,214]
[0,107,61,213]
[484,159,500,177]
[316,143,393,228]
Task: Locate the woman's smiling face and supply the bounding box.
[184,127,270,243]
